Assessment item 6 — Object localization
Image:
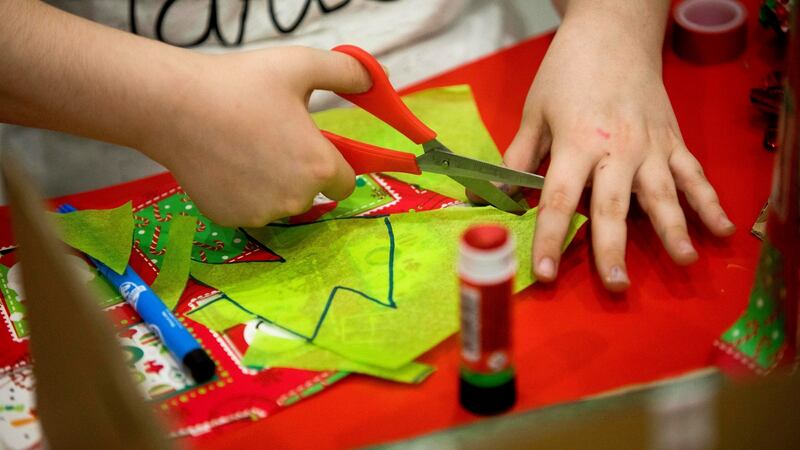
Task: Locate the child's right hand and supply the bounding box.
[141,47,371,227]
[1,2,371,228]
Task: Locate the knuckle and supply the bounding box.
[542,187,574,215]
[535,234,564,252]
[308,158,339,183]
[243,216,267,228]
[219,211,266,228]
[282,196,312,217]
[582,144,604,160]
[694,186,720,207]
[342,56,368,87]
[596,247,625,266]
[703,195,722,210]
[594,195,629,220]
[680,169,709,193]
[339,178,356,198]
[647,182,677,203]
[660,223,687,241]
[245,208,276,228]
[618,132,647,152]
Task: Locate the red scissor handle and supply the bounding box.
[332,45,437,145]
[322,131,421,176]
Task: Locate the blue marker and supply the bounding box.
[58,204,215,383]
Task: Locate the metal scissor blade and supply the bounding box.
[451,176,527,215]
[416,149,545,189]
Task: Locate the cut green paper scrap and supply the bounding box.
[50,202,134,274]
[188,295,257,333]
[274,175,393,224]
[320,175,394,219]
[150,214,196,310]
[243,331,435,384]
[313,85,502,202]
[190,207,586,370]
[187,296,434,383]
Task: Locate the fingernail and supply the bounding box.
[719,214,735,231]
[678,240,696,256]
[536,257,556,279]
[608,265,630,286]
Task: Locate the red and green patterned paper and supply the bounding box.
[0,171,458,446]
[714,240,791,374]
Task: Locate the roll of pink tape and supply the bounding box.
[672,0,748,64]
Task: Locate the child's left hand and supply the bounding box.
[501,5,736,292]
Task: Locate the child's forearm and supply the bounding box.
[0,0,199,152]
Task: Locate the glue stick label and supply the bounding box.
[459,277,512,375]
[460,285,482,363]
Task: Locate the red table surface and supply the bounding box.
[199,4,775,449]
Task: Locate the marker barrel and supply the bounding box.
[91,256,215,383]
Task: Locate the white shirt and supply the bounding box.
[0,0,559,202]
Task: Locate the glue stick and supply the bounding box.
[458,224,516,415]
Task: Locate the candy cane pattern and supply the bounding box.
[195,219,207,233]
[134,215,150,228]
[731,319,759,347]
[148,226,167,256]
[752,335,774,361]
[193,240,225,252]
[5,363,34,391]
[153,203,172,222]
[192,239,225,264]
[763,309,779,328]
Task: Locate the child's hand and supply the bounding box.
[142,47,370,227]
[504,4,735,291]
[1,3,371,228]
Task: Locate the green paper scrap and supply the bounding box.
[190,207,586,371]
[151,214,196,310]
[51,202,134,274]
[275,175,393,224]
[313,85,502,202]
[188,295,259,333]
[320,175,393,219]
[243,331,435,384]
[187,296,434,383]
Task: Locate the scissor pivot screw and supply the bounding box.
[441,160,450,168]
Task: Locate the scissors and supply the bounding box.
[324,45,545,215]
